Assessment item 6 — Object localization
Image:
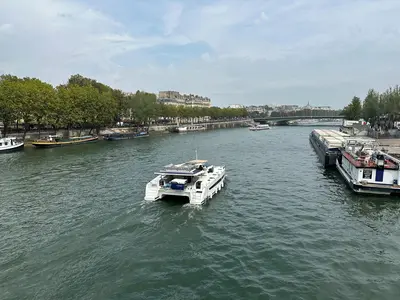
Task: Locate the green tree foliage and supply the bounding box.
[0,75,22,136]
[341,85,400,129]
[342,96,362,120]
[362,89,380,126]
[0,73,248,137]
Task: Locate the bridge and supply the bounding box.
[254,115,344,123]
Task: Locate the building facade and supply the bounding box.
[158,91,211,108]
[228,104,245,109]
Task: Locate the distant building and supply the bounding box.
[273,102,335,112]
[228,104,244,109]
[276,105,300,112]
[157,91,211,108]
[246,105,266,114]
[302,102,333,111]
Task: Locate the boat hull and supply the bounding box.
[249,127,270,131]
[309,132,340,168]
[103,132,149,141]
[0,142,24,153]
[336,158,400,196]
[32,136,98,148]
[176,126,206,133]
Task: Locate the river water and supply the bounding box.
[1,127,400,300]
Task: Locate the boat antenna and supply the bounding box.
[195,148,198,160]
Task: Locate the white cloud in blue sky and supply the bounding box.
[0,0,400,107]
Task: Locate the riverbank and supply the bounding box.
[378,138,400,158]
[10,119,252,143]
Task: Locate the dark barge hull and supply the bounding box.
[309,133,340,168]
[103,132,149,141]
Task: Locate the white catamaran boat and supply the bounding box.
[0,136,24,153]
[249,124,270,131]
[144,155,226,204]
[336,139,400,195]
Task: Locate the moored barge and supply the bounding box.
[309,129,350,168]
[336,139,400,195]
[32,135,98,148]
[103,131,149,141]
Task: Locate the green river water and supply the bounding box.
[1,126,400,299]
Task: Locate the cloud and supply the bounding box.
[0,0,400,107]
[162,2,183,36]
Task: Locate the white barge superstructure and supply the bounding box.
[144,159,226,204]
[336,139,400,195]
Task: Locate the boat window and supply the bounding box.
[4,142,8,146]
[0,143,2,146]
[196,181,202,189]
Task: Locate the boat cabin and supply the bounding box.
[0,137,18,147]
[155,160,214,190]
[340,139,400,186]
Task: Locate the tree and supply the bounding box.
[126,91,158,126]
[0,75,22,137]
[21,78,57,137]
[362,89,380,126]
[342,96,362,120]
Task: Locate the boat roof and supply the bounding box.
[187,159,208,164]
[155,160,209,176]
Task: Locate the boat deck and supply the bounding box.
[343,152,399,169]
[311,129,350,150]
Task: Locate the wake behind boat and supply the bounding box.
[144,156,226,205]
[0,136,24,153]
[249,124,270,131]
[32,135,98,148]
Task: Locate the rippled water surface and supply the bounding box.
[1,127,400,300]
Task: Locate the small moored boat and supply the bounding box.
[32,135,98,148]
[144,155,226,204]
[103,131,149,141]
[176,124,206,133]
[309,129,350,168]
[249,124,270,131]
[0,136,24,153]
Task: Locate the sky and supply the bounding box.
[0,0,400,108]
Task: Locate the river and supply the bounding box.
[1,126,400,300]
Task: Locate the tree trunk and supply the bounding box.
[2,122,8,137]
[89,128,93,135]
[38,123,41,139]
[23,123,29,140]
